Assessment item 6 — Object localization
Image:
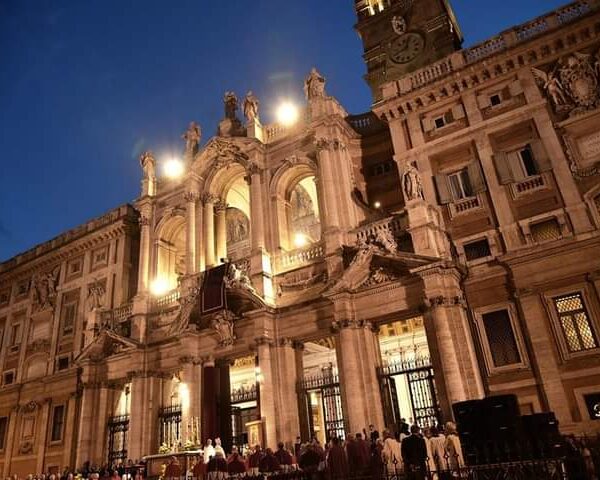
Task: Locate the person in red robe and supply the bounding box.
[326,437,349,480]
[247,445,263,475]
[226,448,246,477]
[275,442,294,471]
[259,448,281,473]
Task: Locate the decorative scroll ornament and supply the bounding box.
[31,266,60,313]
[532,50,600,117]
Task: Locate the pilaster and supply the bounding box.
[215,199,228,263]
[203,195,217,268]
[256,336,277,448]
[185,191,200,275]
[273,338,303,445]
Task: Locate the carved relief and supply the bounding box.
[212,310,237,346]
[225,262,256,295]
[31,266,60,313]
[533,50,600,117]
[206,139,249,169]
[277,271,327,295]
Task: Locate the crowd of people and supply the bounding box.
[10,424,600,480]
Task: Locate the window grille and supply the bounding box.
[482,310,521,367]
[530,219,561,243]
[107,415,129,464]
[554,293,598,353]
[464,239,492,261]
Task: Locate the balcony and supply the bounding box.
[510,174,548,199]
[151,289,181,313]
[274,242,324,273]
[449,195,484,218]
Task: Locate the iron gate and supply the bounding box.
[158,405,182,448]
[107,414,129,464]
[378,357,441,429]
[298,371,346,442]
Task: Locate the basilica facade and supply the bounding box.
[1,0,600,475]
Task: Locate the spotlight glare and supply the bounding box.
[164,158,184,179]
[150,277,170,296]
[293,233,309,248]
[276,102,299,127]
[374,201,382,209]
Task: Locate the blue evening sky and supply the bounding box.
[0,0,568,260]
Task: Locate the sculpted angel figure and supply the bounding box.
[532,67,569,107]
[32,266,60,311]
[304,68,326,100]
[243,91,259,122]
[182,122,201,156]
[87,279,106,311]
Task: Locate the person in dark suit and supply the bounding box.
[401,425,428,480]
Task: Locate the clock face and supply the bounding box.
[388,32,425,64]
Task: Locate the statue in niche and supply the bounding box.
[87,278,106,311]
[224,92,239,120]
[304,68,326,100]
[31,266,60,312]
[139,151,156,179]
[243,91,260,122]
[402,162,424,201]
[182,122,201,157]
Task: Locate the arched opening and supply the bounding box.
[225,176,251,261]
[273,162,322,251]
[154,216,186,293]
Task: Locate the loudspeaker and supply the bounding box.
[483,395,520,428]
[522,413,561,459]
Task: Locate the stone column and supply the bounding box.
[414,264,485,419]
[92,384,110,462]
[274,339,302,445]
[314,139,341,232]
[137,202,153,293]
[335,319,385,435]
[247,166,266,251]
[35,400,52,473]
[257,337,277,448]
[474,133,521,250]
[127,375,146,461]
[62,394,79,471]
[196,200,205,272]
[185,191,199,275]
[203,195,216,268]
[2,408,18,477]
[215,200,228,264]
[76,384,98,467]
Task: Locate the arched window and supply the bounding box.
[288,177,321,248]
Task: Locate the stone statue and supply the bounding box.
[224,92,239,120]
[139,151,156,179]
[211,310,236,346]
[532,68,569,107]
[304,68,326,100]
[375,228,398,254]
[87,278,106,311]
[225,262,256,294]
[243,91,259,122]
[31,266,60,312]
[402,162,424,201]
[182,122,201,157]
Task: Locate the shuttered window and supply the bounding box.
[434,161,486,204]
[493,140,551,184]
[482,310,522,368]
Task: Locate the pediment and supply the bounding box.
[324,246,436,295]
[76,328,139,363]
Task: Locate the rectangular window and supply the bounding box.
[3,371,14,386]
[448,169,473,200]
[50,405,65,442]
[62,302,77,335]
[482,310,522,368]
[531,218,561,243]
[554,293,598,353]
[9,324,21,347]
[0,417,7,450]
[518,146,538,177]
[464,239,492,261]
[434,116,446,129]
[57,356,70,371]
[490,94,502,106]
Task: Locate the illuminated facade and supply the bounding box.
[1,0,600,475]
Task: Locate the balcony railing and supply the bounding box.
[151,288,181,313]
[274,242,324,272]
[231,384,258,404]
[354,213,408,247]
[511,174,548,199]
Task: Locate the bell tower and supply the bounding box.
[355,0,463,100]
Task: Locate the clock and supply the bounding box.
[388,32,425,64]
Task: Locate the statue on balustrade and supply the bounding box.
[182,122,202,157]
[139,151,156,179]
[304,68,326,100]
[243,91,260,122]
[224,92,239,120]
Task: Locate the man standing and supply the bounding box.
[401,425,428,480]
